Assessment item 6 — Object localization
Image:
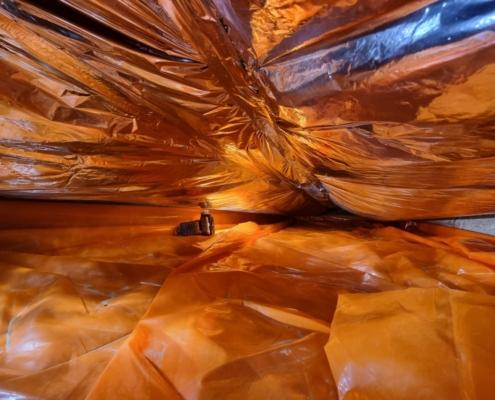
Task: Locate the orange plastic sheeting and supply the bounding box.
[0,221,207,399]
[1,207,495,399]
[412,222,495,267]
[84,221,495,399]
[326,288,495,400]
[85,222,336,400]
[0,200,284,230]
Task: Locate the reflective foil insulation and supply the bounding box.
[1,1,495,399]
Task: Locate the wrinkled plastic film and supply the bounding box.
[326,288,495,400]
[2,201,495,398]
[2,2,495,399]
[0,0,318,214]
[84,220,495,399]
[0,201,259,399]
[0,1,494,218]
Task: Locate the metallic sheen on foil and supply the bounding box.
[0,0,494,219]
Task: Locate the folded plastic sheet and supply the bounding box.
[327,287,495,400]
[0,1,495,219]
[0,200,279,399]
[2,201,495,399]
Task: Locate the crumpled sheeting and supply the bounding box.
[326,287,495,400]
[0,228,200,399]
[0,0,319,214]
[0,200,276,399]
[2,201,495,399]
[0,0,495,219]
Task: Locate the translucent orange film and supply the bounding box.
[1,201,495,399]
[1,0,495,398]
